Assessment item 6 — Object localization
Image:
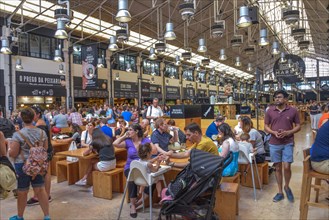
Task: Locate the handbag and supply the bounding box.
[67,141,79,162]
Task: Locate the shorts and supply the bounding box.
[97,159,116,172]
[15,163,45,191]
[269,143,294,163]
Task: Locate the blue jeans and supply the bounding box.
[15,163,45,191]
[269,143,294,163]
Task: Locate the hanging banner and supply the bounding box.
[81,45,98,89]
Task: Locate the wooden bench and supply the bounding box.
[222,172,240,184]
[51,154,66,176]
[239,162,268,189]
[56,160,79,185]
[92,168,124,200]
[214,182,239,219]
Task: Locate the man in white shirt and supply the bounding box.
[146,98,164,130]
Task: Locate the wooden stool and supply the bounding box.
[116,160,126,168]
[51,154,66,176]
[56,160,79,185]
[92,168,124,200]
[222,172,240,184]
[214,182,239,220]
[300,155,329,219]
[239,164,263,189]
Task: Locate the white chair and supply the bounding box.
[117,161,171,220]
[238,148,262,201]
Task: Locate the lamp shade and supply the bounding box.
[271,41,280,55]
[115,0,131,22]
[97,58,104,68]
[108,36,119,51]
[126,63,132,72]
[58,64,65,74]
[259,28,269,46]
[164,23,176,40]
[235,57,242,67]
[54,19,68,39]
[197,38,207,53]
[54,49,63,62]
[247,63,253,72]
[219,48,227,60]
[280,52,287,63]
[15,58,23,70]
[237,6,252,28]
[175,55,181,66]
[0,38,12,54]
[149,47,157,60]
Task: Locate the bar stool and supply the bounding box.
[299,155,329,219]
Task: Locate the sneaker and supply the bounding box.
[284,187,295,202]
[9,215,24,220]
[75,179,87,186]
[27,197,39,206]
[44,215,51,220]
[273,193,284,202]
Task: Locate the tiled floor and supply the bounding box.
[1,123,328,220]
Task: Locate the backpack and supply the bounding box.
[0,156,17,192]
[258,130,271,155]
[0,118,15,138]
[18,130,49,179]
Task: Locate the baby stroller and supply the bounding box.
[159,149,233,220]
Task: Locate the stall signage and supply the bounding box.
[81,44,98,89]
[170,105,185,118]
[165,86,180,99]
[16,71,66,96]
[149,84,162,99]
[273,54,305,83]
[197,89,207,97]
[74,89,108,98]
[183,88,195,99]
[114,81,138,98]
[141,82,150,98]
[201,104,214,119]
[209,90,217,97]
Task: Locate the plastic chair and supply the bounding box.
[238,148,262,201]
[117,161,171,220]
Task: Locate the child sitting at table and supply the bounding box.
[138,143,163,198]
[75,128,116,186]
[237,133,254,177]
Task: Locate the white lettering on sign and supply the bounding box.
[172,109,183,114]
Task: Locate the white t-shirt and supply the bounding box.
[146,105,163,123]
[81,130,92,145]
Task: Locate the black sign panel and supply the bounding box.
[16,71,66,96]
[197,89,207,98]
[149,84,162,99]
[73,89,108,98]
[170,105,185,118]
[170,104,201,118]
[201,104,214,119]
[273,54,306,83]
[209,90,217,97]
[0,70,4,96]
[240,106,251,114]
[114,81,138,98]
[166,86,180,99]
[183,88,195,99]
[73,77,107,90]
[141,82,150,98]
[81,44,98,89]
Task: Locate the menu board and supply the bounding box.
[198,89,207,97]
[183,88,195,99]
[114,81,138,98]
[74,89,108,98]
[165,86,180,99]
[149,84,162,99]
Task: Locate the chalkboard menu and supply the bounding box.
[183,88,195,99]
[149,84,162,99]
[141,82,150,98]
[74,89,108,98]
[165,86,180,99]
[209,90,217,97]
[198,89,207,97]
[114,81,138,98]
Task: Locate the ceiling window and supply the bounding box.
[182,67,194,81]
[143,60,160,76]
[164,64,178,79]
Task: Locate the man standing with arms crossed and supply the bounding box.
[265,89,301,203]
[146,98,163,131]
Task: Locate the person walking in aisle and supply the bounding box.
[146,98,163,131]
[264,89,301,203]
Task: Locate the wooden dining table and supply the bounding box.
[51,140,70,153]
[56,147,127,185]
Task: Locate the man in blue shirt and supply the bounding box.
[205,116,225,140]
[105,104,115,125]
[121,106,132,122]
[99,118,113,138]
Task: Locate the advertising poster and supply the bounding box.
[81,44,98,89]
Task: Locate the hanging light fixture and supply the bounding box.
[237,6,252,28]
[115,72,120,80]
[0,38,12,54]
[175,55,181,66]
[235,57,242,67]
[195,62,201,71]
[58,64,65,74]
[271,41,280,55]
[149,47,157,60]
[219,49,227,61]
[197,38,207,53]
[247,63,253,72]
[280,52,287,63]
[126,63,132,72]
[53,49,63,62]
[15,58,23,70]
[54,19,68,39]
[150,66,156,76]
[108,36,119,51]
[259,28,269,46]
[164,23,176,40]
[97,58,104,68]
[115,0,131,22]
